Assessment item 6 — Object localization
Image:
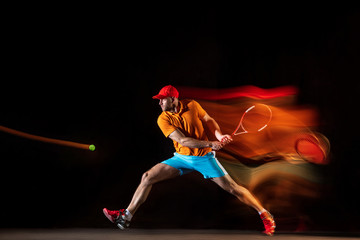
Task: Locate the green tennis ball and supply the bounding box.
[89,144,96,151]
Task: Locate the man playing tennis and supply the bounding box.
[103,85,276,235]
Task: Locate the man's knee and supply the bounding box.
[141,171,154,186]
[141,165,163,185]
[220,178,245,196]
[141,163,179,186]
[225,181,239,195]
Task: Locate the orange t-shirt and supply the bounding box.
[157,99,212,156]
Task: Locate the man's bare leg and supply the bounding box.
[211,174,264,212]
[211,174,276,235]
[126,163,180,215]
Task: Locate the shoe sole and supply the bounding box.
[263,231,274,236]
[102,208,115,223]
[117,223,125,230]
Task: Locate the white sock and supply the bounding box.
[124,209,133,221]
[258,209,267,215]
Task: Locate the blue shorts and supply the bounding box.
[161,152,228,179]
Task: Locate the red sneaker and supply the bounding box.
[103,208,130,230]
[260,211,276,236]
[103,208,119,223]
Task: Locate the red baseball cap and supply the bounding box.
[152,85,179,99]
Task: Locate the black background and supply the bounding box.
[1,3,359,232]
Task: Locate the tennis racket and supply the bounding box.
[231,103,273,136]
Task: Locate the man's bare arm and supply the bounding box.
[168,129,224,151]
[201,113,232,144]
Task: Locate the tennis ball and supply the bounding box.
[89,144,96,151]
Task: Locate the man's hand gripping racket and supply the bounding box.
[211,135,233,150]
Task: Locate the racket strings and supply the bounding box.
[233,104,272,135]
